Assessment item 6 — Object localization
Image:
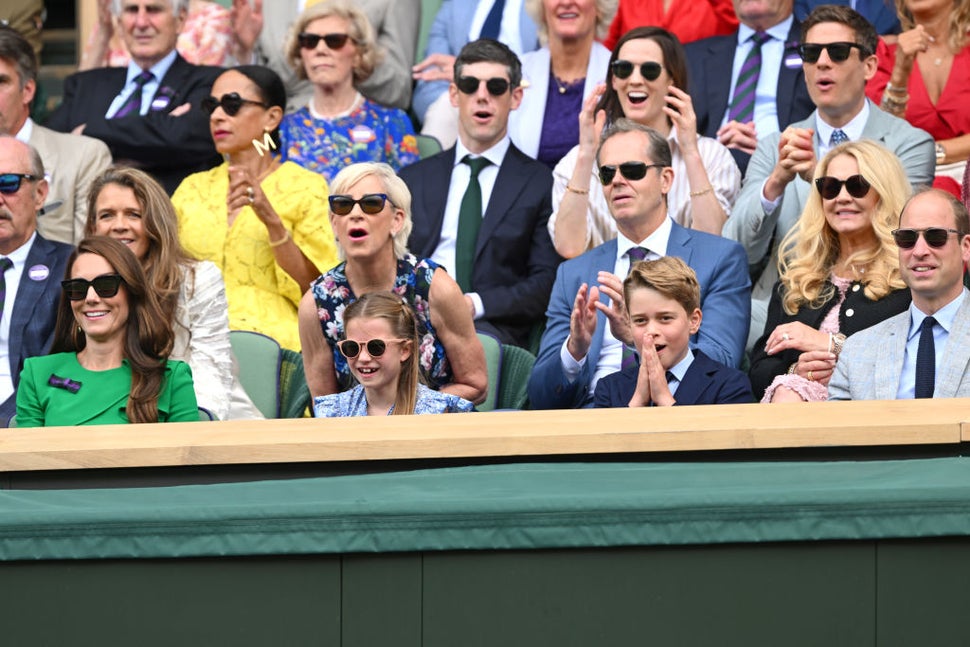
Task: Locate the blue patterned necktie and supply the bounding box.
[727,31,771,124]
[915,316,937,398]
[455,156,491,292]
[112,70,154,119]
[829,129,849,147]
[0,257,12,323]
[480,0,506,39]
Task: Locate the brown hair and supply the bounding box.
[51,236,176,424]
[341,291,420,415]
[623,256,700,315]
[800,4,878,57]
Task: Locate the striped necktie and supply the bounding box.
[727,31,771,124]
[0,257,13,323]
[112,70,154,119]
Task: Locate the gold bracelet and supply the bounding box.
[787,362,798,375]
[689,186,713,198]
[565,184,589,195]
[885,82,908,97]
[268,229,291,248]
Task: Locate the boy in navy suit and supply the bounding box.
[595,257,753,407]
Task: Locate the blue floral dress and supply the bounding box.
[310,255,454,390]
[313,384,474,417]
[279,99,420,182]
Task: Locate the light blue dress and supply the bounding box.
[314,384,474,417]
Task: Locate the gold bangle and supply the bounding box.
[885,82,908,96]
[268,229,291,248]
[787,362,798,375]
[689,186,713,198]
[565,184,589,195]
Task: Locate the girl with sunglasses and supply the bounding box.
[16,237,198,426]
[299,162,487,407]
[313,292,474,416]
[86,166,261,420]
[749,140,913,403]
[549,26,741,259]
[276,1,418,183]
[172,65,337,351]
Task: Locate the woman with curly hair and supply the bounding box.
[749,140,914,402]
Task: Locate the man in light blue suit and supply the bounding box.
[829,190,970,401]
[723,4,934,350]
[528,121,751,410]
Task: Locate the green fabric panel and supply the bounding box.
[3,458,970,561]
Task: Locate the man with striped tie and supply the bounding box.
[45,0,222,193]
[723,4,935,351]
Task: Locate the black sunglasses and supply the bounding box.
[797,42,867,64]
[61,274,125,301]
[329,193,392,216]
[610,60,663,81]
[0,172,39,195]
[297,32,355,50]
[337,338,406,358]
[455,75,512,96]
[201,92,268,116]
[815,174,871,200]
[891,228,962,249]
[598,162,665,185]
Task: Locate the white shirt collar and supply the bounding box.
[454,135,510,169]
[737,15,794,45]
[125,49,178,86]
[815,99,871,147]
[667,346,695,384]
[13,117,33,143]
[614,216,673,263]
[3,231,37,265]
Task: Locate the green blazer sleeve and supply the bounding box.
[14,357,45,427]
[160,360,199,423]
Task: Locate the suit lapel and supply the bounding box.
[587,240,619,375]
[414,150,455,257]
[476,145,528,257]
[775,21,803,129]
[704,37,737,133]
[151,54,190,110]
[665,221,694,266]
[937,296,970,397]
[8,238,55,375]
[675,354,714,404]
[875,313,909,400]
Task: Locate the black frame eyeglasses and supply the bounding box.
[610,60,663,81]
[815,174,871,200]
[455,75,512,96]
[598,161,665,185]
[201,92,268,116]
[891,228,963,249]
[337,338,406,358]
[329,193,393,216]
[797,42,868,63]
[297,32,355,50]
[0,173,39,195]
[61,274,125,301]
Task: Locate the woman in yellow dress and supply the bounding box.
[172,65,337,350]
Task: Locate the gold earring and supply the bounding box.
[252,129,276,157]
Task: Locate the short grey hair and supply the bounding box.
[596,118,672,168]
[111,0,190,16]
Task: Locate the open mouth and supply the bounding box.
[348,227,368,240]
[654,344,667,353]
[816,78,835,91]
[627,92,648,105]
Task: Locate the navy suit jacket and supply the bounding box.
[528,221,751,410]
[593,349,753,407]
[0,234,73,426]
[685,19,814,175]
[45,54,222,194]
[399,143,563,348]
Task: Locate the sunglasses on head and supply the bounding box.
[797,42,867,64]
[610,59,663,81]
[891,227,962,249]
[455,75,512,96]
[0,173,39,195]
[201,92,268,116]
[61,274,125,301]
[815,174,871,200]
[337,338,406,358]
[297,32,354,50]
[598,161,665,185]
[329,193,392,216]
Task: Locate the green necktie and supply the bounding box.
[455,155,491,292]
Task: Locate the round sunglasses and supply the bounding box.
[598,161,665,186]
[610,60,663,81]
[891,228,962,249]
[201,92,268,116]
[297,32,355,50]
[815,175,871,200]
[328,193,392,216]
[455,75,511,96]
[337,338,406,358]
[797,42,868,64]
[61,274,125,301]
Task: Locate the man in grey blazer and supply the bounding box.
[722,5,934,349]
[0,26,111,244]
[829,190,970,401]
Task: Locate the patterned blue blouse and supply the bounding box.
[313,383,474,417]
[279,99,420,182]
[309,255,454,391]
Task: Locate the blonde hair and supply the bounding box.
[342,291,420,415]
[623,256,700,315]
[284,0,383,84]
[524,0,618,45]
[329,162,413,260]
[777,140,910,315]
[895,0,969,52]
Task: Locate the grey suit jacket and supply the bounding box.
[828,294,970,401]
[256,0,420,111]
[722,102,935,342]
[29,123,112,245]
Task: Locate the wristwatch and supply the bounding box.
[936,143,946,163]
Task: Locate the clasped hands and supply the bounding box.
[765,321,837,385]
[566,271,630,361]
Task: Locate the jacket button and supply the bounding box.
[846,308,855,317]
[852,284,860,292]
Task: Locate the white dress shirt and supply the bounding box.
[897,290,967,399]
[469,0,527,55]
[105,49,178,118]
[0,233,37,404]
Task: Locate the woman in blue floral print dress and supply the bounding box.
[278,1,419,182]
[298,163,487,406]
